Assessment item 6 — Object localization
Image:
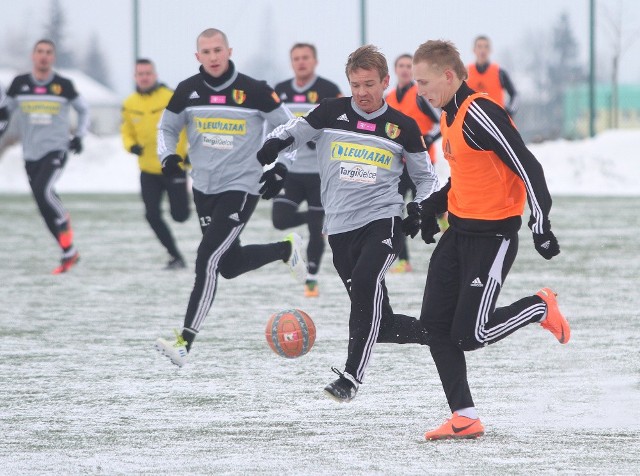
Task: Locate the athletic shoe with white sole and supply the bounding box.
[284,232,307,283]
[323,367,359,402]
[424,412,485,440]
[155,330,189,367]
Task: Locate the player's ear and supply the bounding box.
[228,47,233,58]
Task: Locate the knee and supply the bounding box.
[450,329,483,352]
[172,208,190,223]
[218,261,240,279]
[145,210,161,225]
[271,210,290,230]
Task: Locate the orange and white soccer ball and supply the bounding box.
[265,309,316,358]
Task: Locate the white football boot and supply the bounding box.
[154,330,188,367]
[284,232,308,284]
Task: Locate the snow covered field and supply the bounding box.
[1,191,639,474]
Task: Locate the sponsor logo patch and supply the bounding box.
[203,134,234,149]
[21,101,61,115]
[34,86,47,94]
[194,117,246,135]
[210,95,226,104]
[293,94,306,103]
[330,141,393,169]
[356,120,376,132]
[339,162,377,183]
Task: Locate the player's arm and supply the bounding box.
[70,95,90,138]
[0,83,18,140]
[120,103,139,153]
[465,98,553,236]
[499,69,518,116]
[157,85,188,162]
[403,120,440,203]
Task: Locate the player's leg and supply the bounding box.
[141,172,184,268]
[26,151,78,272]
[303,173,325,297]
[271,173,306,230]
[324,218,403,401]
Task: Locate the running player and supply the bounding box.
[121,58,190,270]
[467,35,518,116]
[273,43,342,297]
[256,45,439,402]
[0,39,89,274]
[154,28,306,367]
[385,53,442,273]
[412,40,568,440]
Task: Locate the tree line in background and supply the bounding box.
[0,0,111,89]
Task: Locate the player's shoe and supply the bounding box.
[424,412,485,440]
[284,233,307,283]
[536,287,570,344]
[57,216,74,249]
[165,256,186,270]
[390,259,413,273]
[304,279,319,297]
[437,212,449,233]
[155,330,189,367]
[323,367,359,403]
[52,251,80,275]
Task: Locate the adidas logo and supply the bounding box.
[470,277,483,287]
[382,238,393,248]
[337,113,349,122]
[189,91,200,99]
[228,212,240,222]
[541,240,550,249]
[21,85,29,92]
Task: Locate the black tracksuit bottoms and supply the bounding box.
[181,190,290,347]
[329,217,428,384]
[140,171,190,259]
[420,228,547,412]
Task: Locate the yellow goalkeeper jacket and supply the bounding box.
[121,83,187,174]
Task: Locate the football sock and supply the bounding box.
[456,407,479,419]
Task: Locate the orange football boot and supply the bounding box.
[52,252,80,275]
[424,412,485,441]
[304,280,319,298]
[536,288,570,344]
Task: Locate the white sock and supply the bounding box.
[456,407,479,420]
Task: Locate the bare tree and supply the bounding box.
[600,0,640,128]
[83,33,112,88]
[43,0,75,68]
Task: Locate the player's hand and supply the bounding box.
[69,136,83,154]
[130,144,143,156]
[420,202,440,244]
[533,230,560,260]
[401,201,421,238]
[259,162,288,199]
[161,154,183,178]
[306,141,317,150]
[256,136,294,166]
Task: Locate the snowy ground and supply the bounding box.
[0,193,638,474]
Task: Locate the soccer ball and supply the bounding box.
[265,309,316,358]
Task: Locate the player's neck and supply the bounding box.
[32,69,52,82]
[295,75,314,88]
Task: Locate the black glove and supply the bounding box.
[0,107,8,139]
[130,144,144,156]
[69,136,83,154]
[259,162,288,199]
[401,201,421,238]
[256,136,294,166]
[533,230,560,260]
[161,154,183,178]
[306,141,317,150]
[423,134,435,150]
[420,202,440,244]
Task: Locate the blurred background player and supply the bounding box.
[466,35,518,116]
[273,43,342,297]
[257,45,439,403]
[413,39,567,440]
[154,28,306,367]
[0,39,89,274]
[121,58,190,270]
[385,53,442,273]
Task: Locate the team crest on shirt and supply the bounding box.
[232,89,246,104]
[307,91,318,103]
[385,122,400,139]
[50,83,62,95]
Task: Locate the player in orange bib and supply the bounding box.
[466,35,518,116]
[411,40,569,440]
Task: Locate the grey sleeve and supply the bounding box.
[266,117,321,169]
[261,104,298,168]
[157,109,185,161]
[71,96,90,137]
[404,150,440,202]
